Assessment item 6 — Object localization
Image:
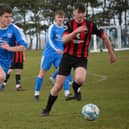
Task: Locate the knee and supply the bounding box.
[75,67,86,85]
[38,71,46,78]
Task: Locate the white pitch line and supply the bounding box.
[89,73,108,82]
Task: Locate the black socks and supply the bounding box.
[45,94,58,112]
[4,74,10,83]
[72,81,81,94]
[16,74,21,85]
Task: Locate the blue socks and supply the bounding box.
[64,74,72,96]
[35,77,43,91]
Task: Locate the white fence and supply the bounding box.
[89,25,129,52]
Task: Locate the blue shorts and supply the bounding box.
[0,61,9,74]
[40,54,62,70]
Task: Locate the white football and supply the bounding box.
[81,103,100,121]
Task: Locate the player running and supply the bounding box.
[2,23,25,91]
[0,4,28,91]
[40,2,116,116]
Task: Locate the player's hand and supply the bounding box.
[110,52,116,63]
[1,43,10,51]
[75,26,87,33]
[56,49,63,54]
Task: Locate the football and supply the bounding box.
[81,103,100,121]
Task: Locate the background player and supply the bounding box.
[34,10,72,101]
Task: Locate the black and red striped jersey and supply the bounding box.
[63,19,104,58]
[12,41,24,63]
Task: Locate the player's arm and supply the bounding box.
[92,22,116,64]
[1,43,25,52]
[102,32,116,63]
[63,26,87,43]
[14,24,28,50]
[1,26,28,51]
[48,25,63,54]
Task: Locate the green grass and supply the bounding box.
[0,50,129,129]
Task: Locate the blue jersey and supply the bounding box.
[43,22,64,56]
[40,22,64,70]
[0,23,28,73]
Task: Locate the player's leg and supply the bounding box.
[68,58,87,101]
[34,55,52,101]
[34,69,47,100]
[49,54,61,85]
[41,54,71,116]
[49,69,58,84]
[41,74,66,116]
[14,59,24,91]
[71,67,86,101]
[0,66,6,91]
[53,54,72,97]
[2,69,12,89]
[15,69,23,91]
[64,73,73,100]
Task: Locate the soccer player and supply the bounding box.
[34,10,72,101]
[40,2,116,116]
[0,4,28,91]
[2,22,25,91]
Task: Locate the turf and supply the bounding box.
[0,50,129,129]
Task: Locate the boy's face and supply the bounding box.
[73,9,85,23]
[0,12,12,28]
[55,14,64,26]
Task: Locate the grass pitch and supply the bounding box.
[0,50,129,129]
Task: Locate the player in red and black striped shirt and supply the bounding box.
[41,2,116,116]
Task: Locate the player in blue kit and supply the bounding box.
[0,4,28,91]
[34,10,72,101]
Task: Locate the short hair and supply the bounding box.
[0,4,12,16]
[55,10,65,17]
[73,2,85,13]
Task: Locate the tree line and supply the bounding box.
[0,0,129,49]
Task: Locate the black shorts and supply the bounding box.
[58,54,88,76]
[10,52,24,69]
[10,62,23,69]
